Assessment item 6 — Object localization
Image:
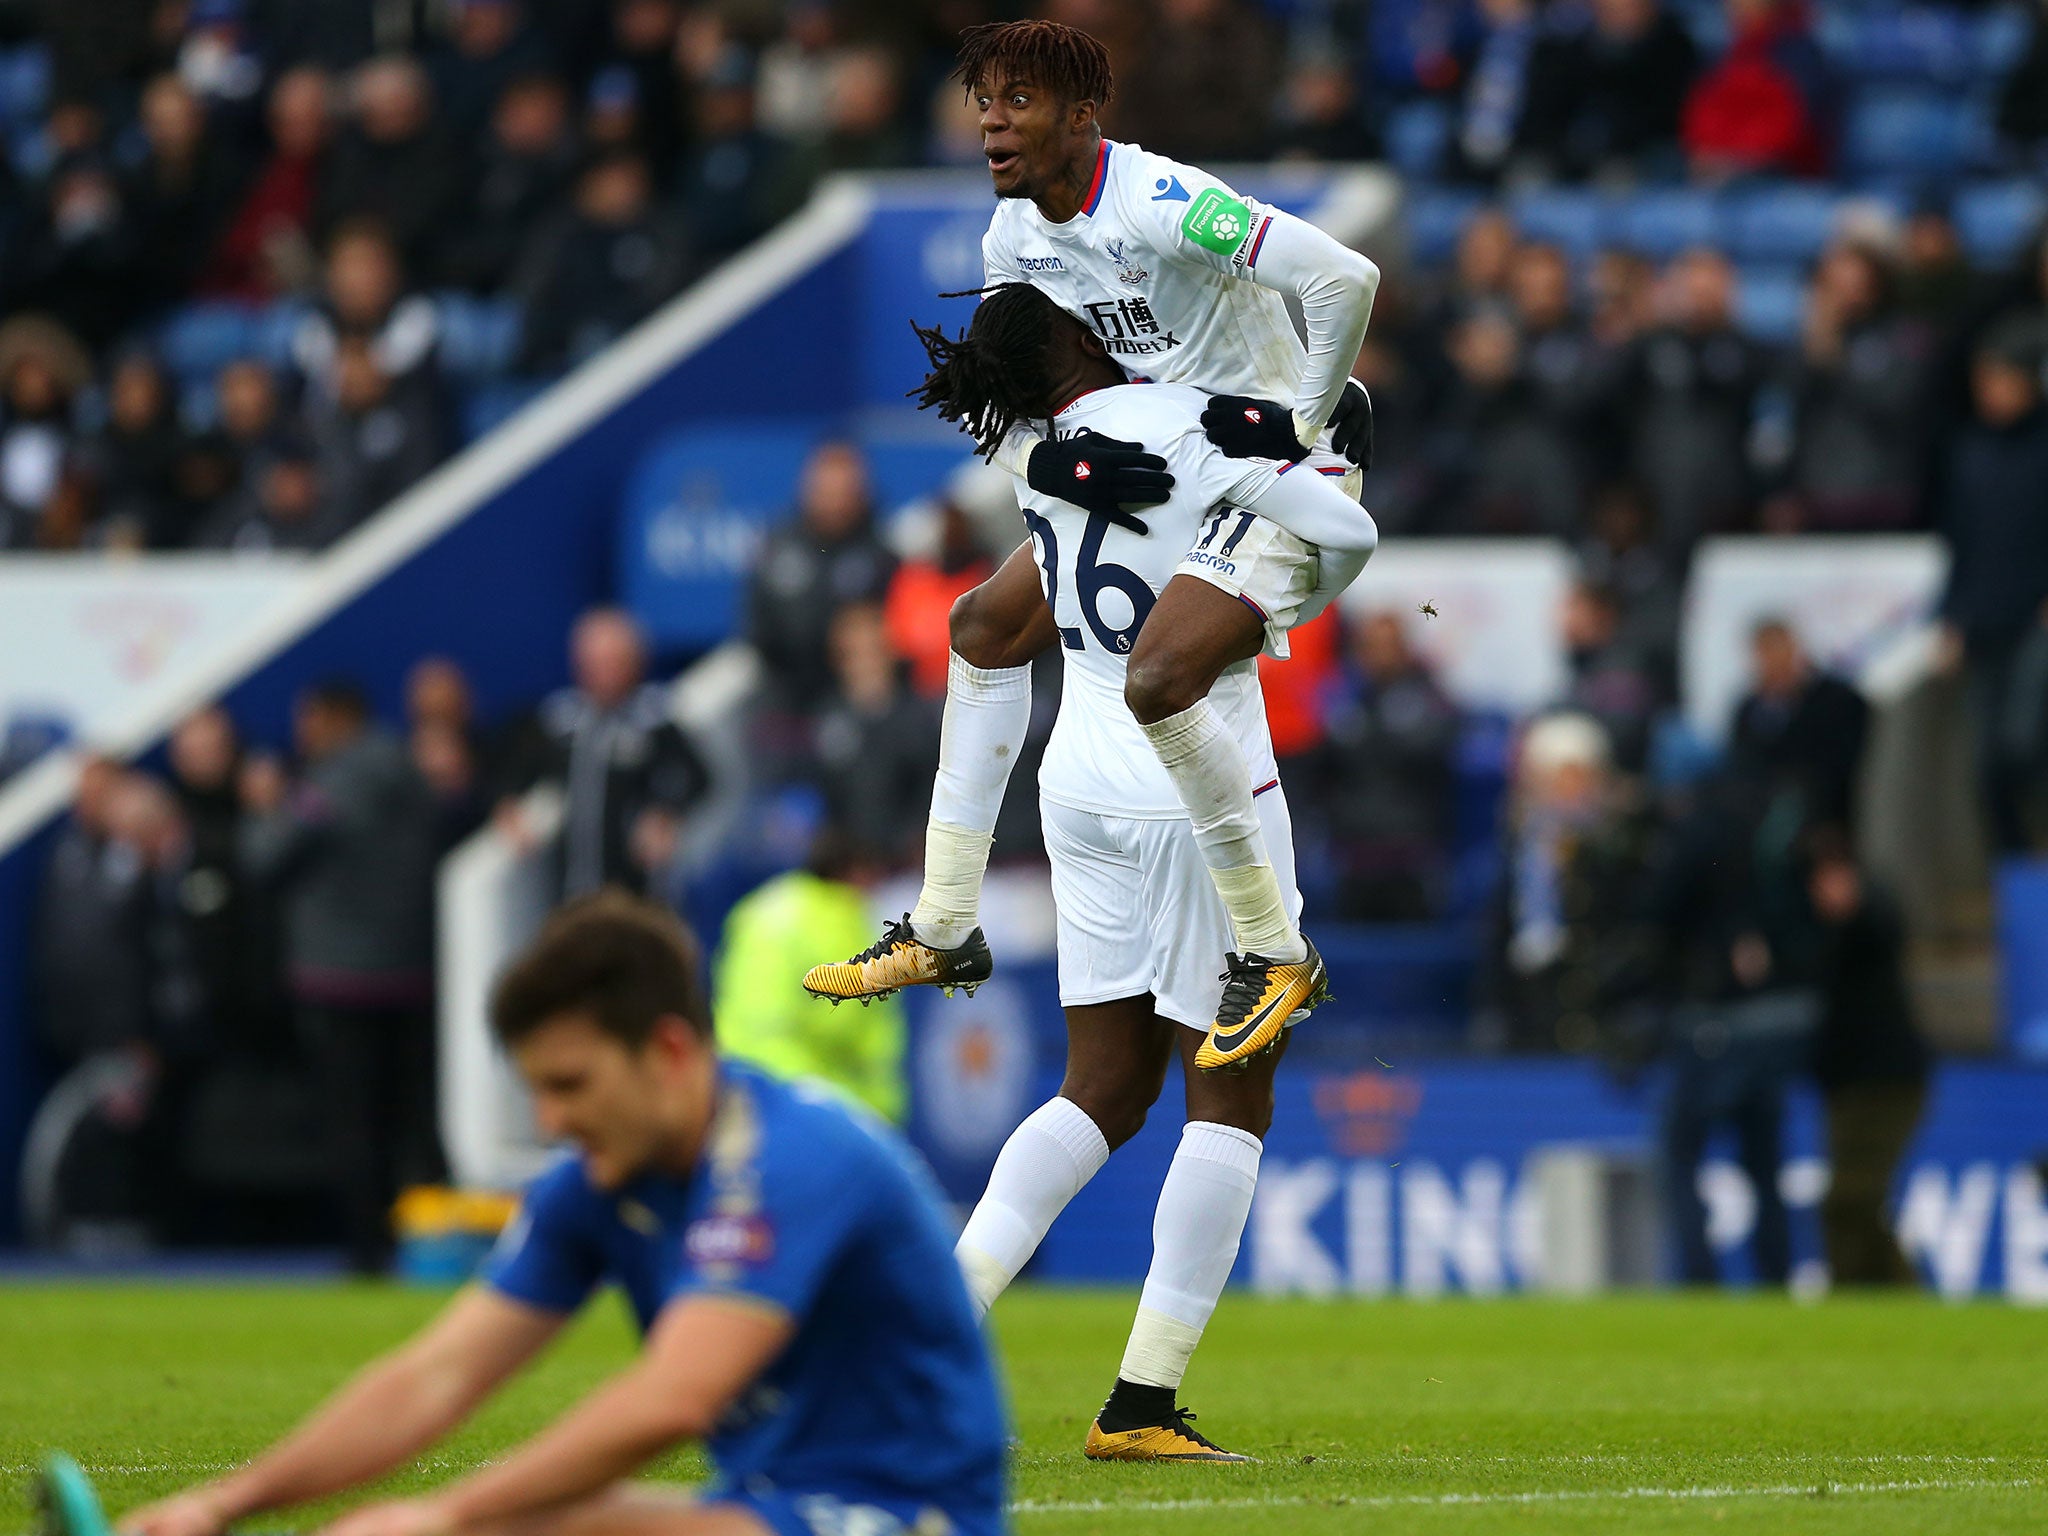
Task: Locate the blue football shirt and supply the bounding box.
[482,1062,1007,1529]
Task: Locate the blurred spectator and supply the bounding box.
[240,679,443,1273]
[1510,241,1611,465]
[1996,4,2048,151]
[1934,316,2048,854]
[406,657,487,851]
[1806,829,1927,1287]
[1519,0,1697,182]
[764,47,916,222]
[1346,332,1430,536]
[428,0,548,144]
[1896,206,1977,333]
[1588,248,1658,349]
[126,74,242,309]
[676,48,785,260]
[1613,248,1761,553]
[1730,618,1869,828]
[1317,611,1461,920]
[171,358,288,539]
[513,150,688,371]
[440,73,579,293]
[1453,0,1541,182]
[79,352,184,549]
[167,705,281,1056]
[598,0,687,180]
[1273,61,1378,165]
[1427,309,1584,534]
[36,758,154,1067]
[1560,578,1666,772]
[294,221,442,408]
[884,461,1007,697]
[748,440,897,708]
[0,318,89,549]
[1649,762,1819,1288]
[1781,241,1934,532]
[756,2,844,142]
[1478,713,1656,1053]
[196,435,339,552]
[1681,0,1833,182]
[319,56,459,268]
[807,602,940,867]
[201,66,333,300]
[1118,0,1281,165]
[496,607,711,898]
[8,155,144,348]
[714,825,906,1124]
[310,337,446,529]
[1576,481,1681,659]
[1260,608,1343,780]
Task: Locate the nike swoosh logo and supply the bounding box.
[1212,988,1290,1045]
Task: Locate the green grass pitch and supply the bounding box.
[2,1283,2044,1534]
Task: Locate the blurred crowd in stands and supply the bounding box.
[14,0,2048,1283]
[0,0,2045,551]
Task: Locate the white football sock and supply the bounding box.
[1118,1121,1263,1389]
[1138,702,1304,962]
[911,653,1031,948]
[955,1096,1109,1319]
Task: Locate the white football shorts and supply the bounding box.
[1041,786,1302,1030]
[1175,447,1362,661]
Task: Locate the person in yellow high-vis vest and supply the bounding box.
[713,833,907,1125]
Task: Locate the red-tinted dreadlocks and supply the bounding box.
[953,19,1114,107]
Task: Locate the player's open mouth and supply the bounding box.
[986,148,1020,174]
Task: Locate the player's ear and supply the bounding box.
[1077,326,1107,361]
[1068,97,1097,135]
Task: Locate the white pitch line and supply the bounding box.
[1010,1474,2039,1516]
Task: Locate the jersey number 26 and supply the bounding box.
[1021,507,1156,655]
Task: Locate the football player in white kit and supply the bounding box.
[804,21,1381,1070]
[891,284,1377,1460]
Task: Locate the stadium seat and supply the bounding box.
[1384,99,1454,182]
[0,44,50,125]
[1405,188,1487,264]
[1613,189,1725,258]
[1843,87,1991,178]
[434,293,523,381]
[1954,180,2047,267]
[1972,3,2035,80]
[1507,188,1612,257]
[1735,266,1808,345]
[1725,183,1842,263]
[1833,8,1976,84]
[156,303,261,384]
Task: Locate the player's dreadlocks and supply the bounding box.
[910,283,1067,460]
[953,19,1114,107]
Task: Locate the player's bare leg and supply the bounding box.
[803,545,1053,1004]
[1086,1029,1289,1464]
[956,996,1173,1315]
[1124,576,1328,1071]
[474,1484,771,1536]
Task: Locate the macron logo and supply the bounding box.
[1151,176,1190,203]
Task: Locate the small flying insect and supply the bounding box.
[1417,600,1438,619]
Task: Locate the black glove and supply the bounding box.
[1026,430,1172,532]
[1328,378,1374,469]
[1200,395,1309,462]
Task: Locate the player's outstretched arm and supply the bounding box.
[1239,210,1380,453]
[1235,458,1381,557]
[327,1297,793,1536]
[120,1288,564,1536]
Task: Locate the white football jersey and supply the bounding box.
[1015,381,1288,819]
[983,140,1303,401]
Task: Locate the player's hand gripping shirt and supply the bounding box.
[1013,381,1298,819]
[482,1062,1006,1525]
[983,139,1375,446]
